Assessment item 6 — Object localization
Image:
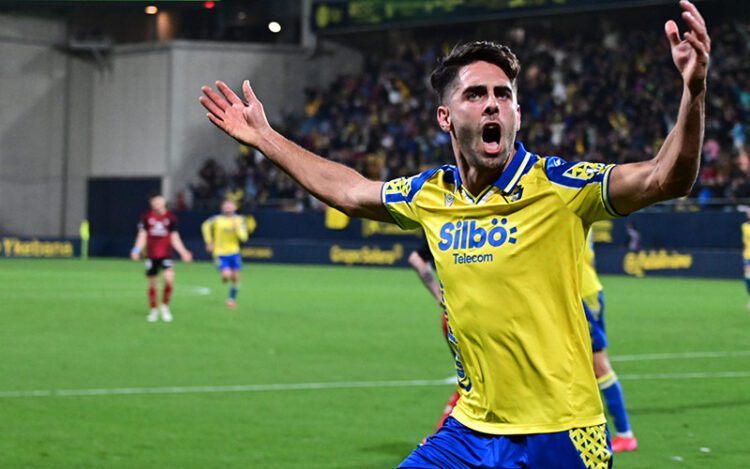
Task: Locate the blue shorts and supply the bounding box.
[399,417,612,469]
[583,291,607,352]
[217,253,242,271]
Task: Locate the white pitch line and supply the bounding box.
[182,285,211,296]
[0,377,456,399]
[0,285,212,300]
[611,350,750,362]
[619,371,750,381]
[1,371,750,399]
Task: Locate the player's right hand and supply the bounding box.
[182,251,194,262]
[205,243,213,253]
[130,251,140,261]
[200,80,272,148]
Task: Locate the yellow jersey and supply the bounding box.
[382,142,619,435]
[581,232,603,299]
[201,214,249,257]
[742,222,750,260]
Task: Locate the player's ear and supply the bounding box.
[515,103,521,132]
[437,105,451,133]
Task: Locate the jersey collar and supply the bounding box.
[450,142,538,202]
[493,142,537,195]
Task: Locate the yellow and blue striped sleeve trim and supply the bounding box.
[601,164,624,218]
[545,158,623,218]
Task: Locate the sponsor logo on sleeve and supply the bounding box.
[564,162,607,181]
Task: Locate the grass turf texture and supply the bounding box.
[0,259,748,468]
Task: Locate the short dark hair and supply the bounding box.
[430,41,521,103]
[149,192,163,200]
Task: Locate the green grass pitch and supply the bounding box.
[0,258,748,468]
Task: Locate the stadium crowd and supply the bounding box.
[188,16,750,211]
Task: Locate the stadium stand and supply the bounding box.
[189,16,750,211]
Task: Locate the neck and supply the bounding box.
[458,163,501,197]
[455,147,518,197]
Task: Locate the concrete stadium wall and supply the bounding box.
[166,40,364,199]
[64,57,96,237]
[0,15,68,237]
[88,47,171,178]
[0,12,363,237]
[84,39,363,224]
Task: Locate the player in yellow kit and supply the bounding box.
[200,1,709,465]
[582,233,637,452]
[201,199,249,309]
[742,210,750,311]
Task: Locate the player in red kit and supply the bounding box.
[130,194,193,322]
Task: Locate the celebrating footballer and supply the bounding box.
[200,0,709,466]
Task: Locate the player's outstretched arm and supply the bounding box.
[131,229,147,260]
[200,81,391,223]
[170,232,193,262]
[608,0,709,215]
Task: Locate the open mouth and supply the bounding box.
[481,124,501,154]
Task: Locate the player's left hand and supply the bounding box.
[181,251,193,262]
[665,0,710,96]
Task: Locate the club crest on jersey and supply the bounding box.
[564,162,607,180]
[508,185,524,202]
[148,219,169,236]
[445,193,455,207]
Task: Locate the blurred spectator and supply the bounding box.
[173,191,189,211]
[626,222,641,252]
[189,15,750,211]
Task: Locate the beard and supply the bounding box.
[453,125,515,173]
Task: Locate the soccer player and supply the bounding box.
[200,2,709,465]
[582,233,637,452]
[408,242,461,432]
[131,194,193,322]
[201,199,249,309]
[742,209,750,311]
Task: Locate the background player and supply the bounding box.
[201,199,249,309]
[200,1,709,465]
[742,209,750,311]
[130,193,193,322]
[581,232,637,452]
[408,242,460,432]
[408,242,441,302]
